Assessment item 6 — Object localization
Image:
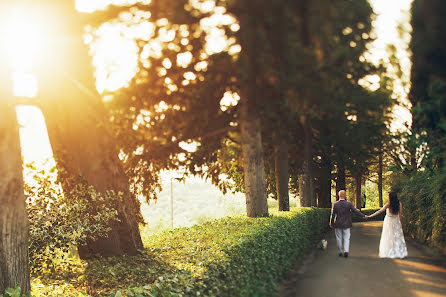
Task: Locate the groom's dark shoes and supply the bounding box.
[338,253,342,257]
[344,252,348,258]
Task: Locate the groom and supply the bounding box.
[330,190,366,258]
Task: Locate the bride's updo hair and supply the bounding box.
[389,191,400,214]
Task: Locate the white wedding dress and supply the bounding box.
[379,209,408,258]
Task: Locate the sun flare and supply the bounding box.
[0,4,53,98]
[1,9,42,71]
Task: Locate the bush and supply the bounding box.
[0,286,30,297]
[352,208,385,222]
[83,208,330,297]
[431,169,446,250]
[24,163,120,273]
[391,170,446,254]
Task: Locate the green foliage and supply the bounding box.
[90,0,392,204]
[411,78,446,168]
[430,169,446,250]
[410,0,446,168]
[351,208,385,222]
[404,0,446,255]
[391,170,446,253]
[24,163,120,272]
[31,278,90,297]
[0,286,30,297]
[102,208,329,297]
[34,208,328,296]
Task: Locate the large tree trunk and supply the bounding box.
[298,116,314,207]
[335,158,346,200]
[240,102,268,217]
[268,2,289,212]
[274,139,289,211]
[317,153,332,208]
[378,153,383,207]
[34,0,143,258]
[354,174,362,209]
[0,87,30,292]
[238,0,268,217]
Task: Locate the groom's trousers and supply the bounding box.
[335,228,350,253]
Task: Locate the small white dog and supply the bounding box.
[317,239,328,250]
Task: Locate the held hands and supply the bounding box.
[365,215,370,220]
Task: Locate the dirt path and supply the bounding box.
[281,221,446,297]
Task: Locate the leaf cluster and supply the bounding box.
[24,163,121,273]
[409,0,446,168]
[391,169,446,253]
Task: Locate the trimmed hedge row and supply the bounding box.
[352,208,385,222]
[88,208,330,297]
[392,170,446,254]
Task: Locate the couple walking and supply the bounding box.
[330,190,408,259]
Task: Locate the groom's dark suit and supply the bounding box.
[330,199,365,255]
[330,199,365,229]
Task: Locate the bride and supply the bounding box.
[366,192,408,258]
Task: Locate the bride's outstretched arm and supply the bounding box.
[367,202,389,219]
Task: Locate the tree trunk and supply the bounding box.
[335,158,346,200]
[240,101,268,217]
[317,153,332,208]
[0,91,31,292]
[238,0,268,217]
[298,116,314,207]
[268,3,289,212]
[354,174,362,209]
[274,139,289,211]
[34,0,143,258]
[378,153,383,207]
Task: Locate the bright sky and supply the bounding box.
[367,0,413,131]
[6,0,413,164]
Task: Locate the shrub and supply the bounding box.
[429,169,446,251]
[0,286,30,297]
[24,163,120,273]
[83,208,330,297]
[391,170,446,254]
[352,208,385,222]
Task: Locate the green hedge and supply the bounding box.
[392,170,446,254]
[83,208,330,297]
[352,208,385,222]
